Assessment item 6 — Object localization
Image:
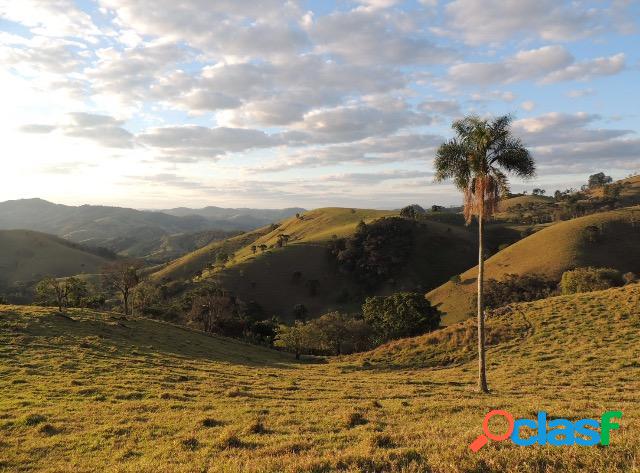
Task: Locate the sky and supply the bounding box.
[0,0,638,210]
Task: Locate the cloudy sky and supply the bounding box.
[1,0,638,209]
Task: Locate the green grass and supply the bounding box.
[429,206,640,324]
[1,283,639,472]
[0,230,109,287]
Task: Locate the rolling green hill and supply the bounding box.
[153,208,478,319]
[1,284,638,472]
[0,230,111,289]
[428,206,640,324]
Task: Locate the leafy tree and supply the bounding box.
[431,205,444,212]
[276,234,291,248]
[216,252,229,265]
[132,281,163,316]
[400,206,417,220]
[274,321,314,359]
[292,303,308,320]
[362,292,441,343]
[35,277,69,312]
[305,279,320,297]
[259,244,268,253]
[434,115,535,392]
[102,260,143,316]
[532,188,546,196]
[188,282,238,333]
[35,276,89,311]
[560,267,623,295]
[311,311,373,355]
[588,172,613,188]
[251,245,257,254]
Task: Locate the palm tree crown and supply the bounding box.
[435,115,535,223]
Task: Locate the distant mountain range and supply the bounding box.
[0,198,304,260]
[158,206,306,229]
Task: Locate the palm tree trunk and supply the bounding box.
[477,214,489,393]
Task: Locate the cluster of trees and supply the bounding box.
[559,267,629,295]
[482,267,638,311]
[186,282,278,344]
[35,276,98,312]
[328,217,416,288]
[483,274,558,309]
[274,292,441,358]
[274,312,372,358]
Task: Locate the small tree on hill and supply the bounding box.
[400,205,417,220]
[292,303,308,320]
[35,277,68,312]
[102,260,142,316]
[188,282,238,333]
[588,172,613,189]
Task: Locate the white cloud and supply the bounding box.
[20,112,134,148]
[418,99,461,116]
[512,112,639,170]
[98,0,308,60]
[448,47,624,86]
[311,9,455,65]
[567,88,595,98]
[440,0,600,45]
[541,53,625,83]
[521,101,536,112]
[137,125,281,161]
[0,0,101,39]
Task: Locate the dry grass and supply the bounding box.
[1,283,639,472]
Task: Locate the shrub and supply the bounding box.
[484,274,558,309]
[623,272,638,285]
[362,292,440,343]
[449,274,461,285]
[560,267,623,295]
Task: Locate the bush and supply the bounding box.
[484,274,558,309]
[362,292,440,343]
[560,267,623,295]
[623,272,638,285]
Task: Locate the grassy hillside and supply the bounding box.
[0,230,110,288]
[496,194,553,212]
[1,284,639,472]
[154,208,478,319]
[428,206,640,324]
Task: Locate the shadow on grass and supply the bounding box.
[3,308,298,368]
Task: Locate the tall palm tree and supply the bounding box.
[434,115,535,393]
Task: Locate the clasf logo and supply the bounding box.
[469,410,622,452]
